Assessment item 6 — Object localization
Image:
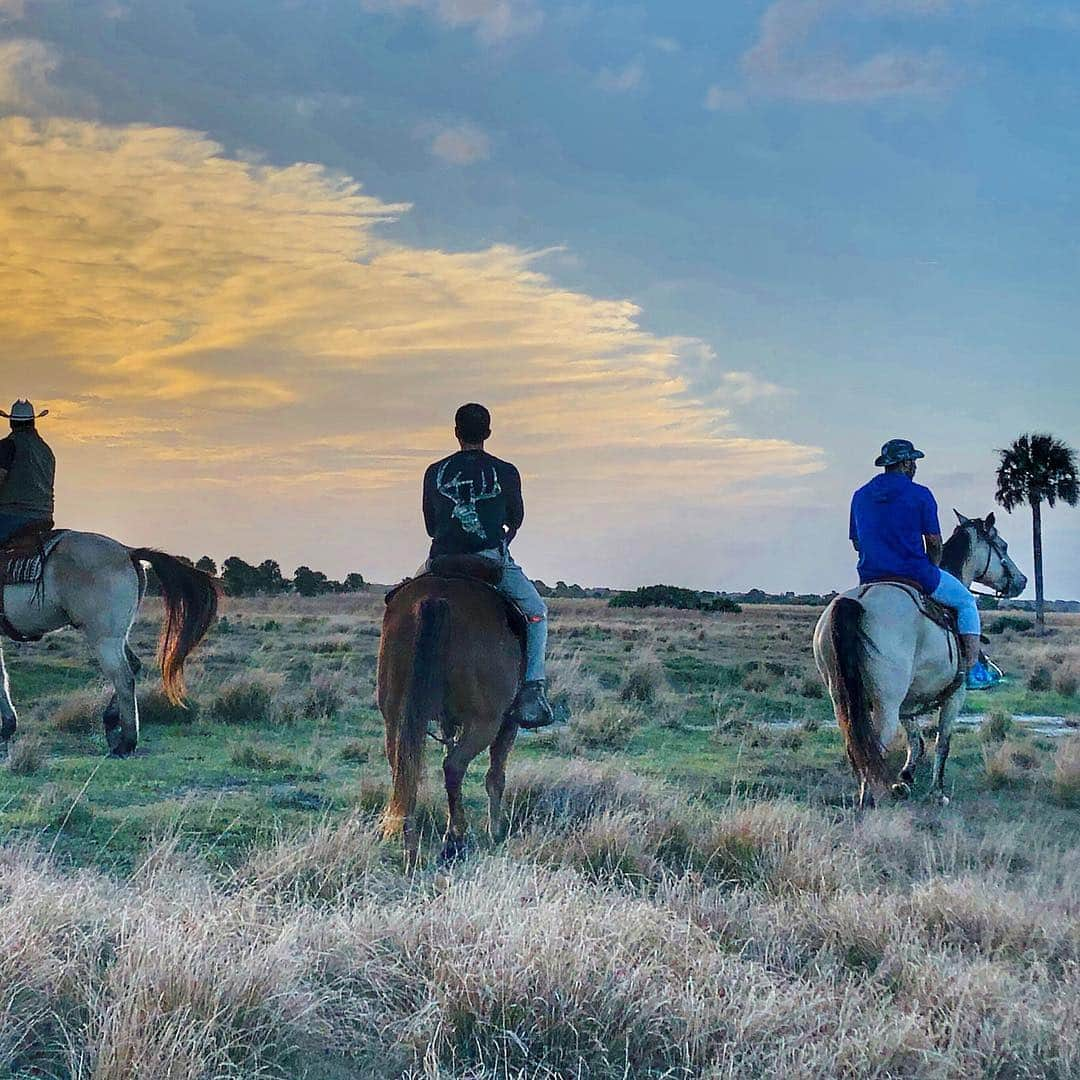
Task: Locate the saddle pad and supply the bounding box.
[0,530,68,586]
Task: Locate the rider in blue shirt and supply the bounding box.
[850,439,985,689]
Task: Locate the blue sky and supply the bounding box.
[1,0,1077,593]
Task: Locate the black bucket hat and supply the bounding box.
[875,438,924,467]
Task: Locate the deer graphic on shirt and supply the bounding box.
[435,461,502,539]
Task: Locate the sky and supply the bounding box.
[0,0,1077,594]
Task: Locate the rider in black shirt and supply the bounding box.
[420,404,554,729]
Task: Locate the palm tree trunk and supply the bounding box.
[1032,497,1045,630]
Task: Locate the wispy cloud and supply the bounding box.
[360,0,542,43]
[0,116,821,569]
[675,342,790,406]
[429,122,491,164]
[594,62,644,94]
[0,38,59,113]
[730,0,959,105]
[704,85,744,111]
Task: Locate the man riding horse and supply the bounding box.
[0,400,54,547]
[850,439,987,690]
[421,403,554,730]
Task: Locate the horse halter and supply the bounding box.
[969,523,1013,598]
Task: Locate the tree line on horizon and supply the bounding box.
[146,433,1076,616]
[147,555,366,598]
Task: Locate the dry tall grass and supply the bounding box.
[1,761,1077,1078]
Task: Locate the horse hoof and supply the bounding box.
[939,794,951,808]
[891,782,911,800]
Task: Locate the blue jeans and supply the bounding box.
[932,570,980,636]
[479,547,548,682]
[0,512,36,546]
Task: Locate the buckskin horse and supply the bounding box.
[378,555,523,870]
[814,512,1026,807]
[0,530,219,756]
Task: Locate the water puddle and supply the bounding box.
[956,714,1079,738]
[750,715,1079,737]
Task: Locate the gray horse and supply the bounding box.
[814,513,1026,807]
[0,533,218,756]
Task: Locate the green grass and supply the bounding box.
[0,601,1075,881]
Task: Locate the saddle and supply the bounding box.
[0,522,66,643]
[857,578,959,637]
[385,554,528,645]
[857,579,966,717]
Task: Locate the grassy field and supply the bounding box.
[0,594,1077,1077]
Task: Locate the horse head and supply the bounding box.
[951,511,1028,599]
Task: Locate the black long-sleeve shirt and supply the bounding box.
[423,449,523,557]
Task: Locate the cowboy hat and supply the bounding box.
[0,400,49,421]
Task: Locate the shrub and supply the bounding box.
[983,740,1042,788]
[209,672,283,725]
[546,651,604,714]
[49,689,104,735]
[980,708,1014,744]
[800,676,825,699]
[1027,667,1053,692]
[609,585,740,612]
[138,685,198,726]
[229,740,298,772]
[7,737,45,775]
[618,652,666,704]
[711,691,754,735]
[302,673,344,719]
[1053,660,1080,698]
[1052,736,1080,806]
[987,615,1034,634]
[562,702,645,750]
[339,739,370,764]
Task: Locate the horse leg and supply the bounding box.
[895,716,926,798]
[440,741,479,864]
[485,719,517,844]
[0,644,17,741]
[858,776,876,810]
[931,695,962,806]
[873,700,904,803]
[94,635,139,757]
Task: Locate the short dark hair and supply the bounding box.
[455,403,491,444]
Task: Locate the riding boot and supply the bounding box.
[513,679,556,730]
[961,634,989,690]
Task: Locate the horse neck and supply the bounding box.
[940,532,977,589]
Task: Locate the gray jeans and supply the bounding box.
[420,547,548,681]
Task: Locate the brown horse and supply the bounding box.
[378,556,522,870]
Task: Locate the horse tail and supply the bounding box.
[383,598,449,839]
[829,597,888,790]
[130,549,220,705]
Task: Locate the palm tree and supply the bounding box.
[995,433,1079,630]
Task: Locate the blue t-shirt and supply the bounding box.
[849,473,942,593]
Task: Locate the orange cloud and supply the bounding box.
[0,115,822,579]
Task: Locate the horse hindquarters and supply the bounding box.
[821,598,892,806]
[382,598,450,869]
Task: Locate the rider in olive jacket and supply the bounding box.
[0,400,54,546]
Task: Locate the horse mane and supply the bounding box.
[940,526,972,578]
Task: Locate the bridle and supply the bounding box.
[967,523,1014,599]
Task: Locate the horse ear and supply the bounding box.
[953,509,970,525]
[985,512,996,529]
